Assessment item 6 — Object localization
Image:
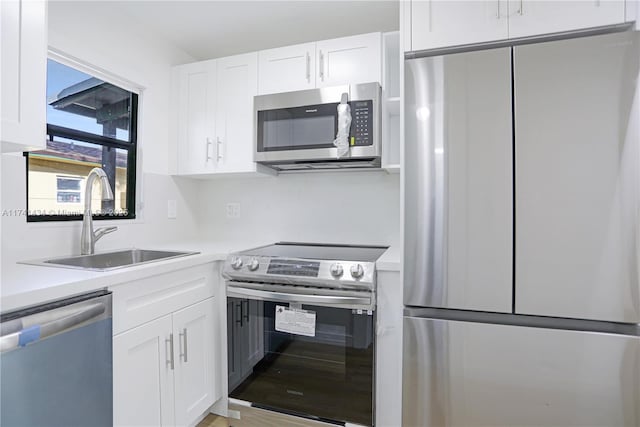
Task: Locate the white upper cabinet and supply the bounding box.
[404,0,631,52]
[258,43,316,95]
[176,60,217,175]
[174,31,383,175]
[508,0,627,39]
[1,0,47,153]
[216,53,259,174]
[175,55,268,176]
[316,32,382,88]
[258,33,382,94]
[411,1,509,51]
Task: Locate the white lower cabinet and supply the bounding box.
[114,298,217,427]
[111,263,220,427]
[113,315,175,427]
[173,299,217,426]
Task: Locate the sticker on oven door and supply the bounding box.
[275,305,316,337]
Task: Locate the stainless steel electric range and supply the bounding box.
[223,242,388,427]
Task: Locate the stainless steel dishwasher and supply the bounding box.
[0,290,112,427]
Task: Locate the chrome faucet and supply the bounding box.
[81,168,118,255]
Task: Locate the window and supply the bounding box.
[56,176,82,203]
[26,58,137,222]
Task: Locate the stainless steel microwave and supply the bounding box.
[254,82,381,171]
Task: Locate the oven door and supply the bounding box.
[226,284,375,426]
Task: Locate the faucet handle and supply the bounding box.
[94,226,118,242]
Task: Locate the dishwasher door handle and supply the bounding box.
[227,286,372,307]
[0,302,106,352]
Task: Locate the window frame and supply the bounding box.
[25,93,138,223]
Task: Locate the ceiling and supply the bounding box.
[74,1,399,61]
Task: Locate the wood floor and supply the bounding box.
[198,414,229,427]
[198,406,337,427]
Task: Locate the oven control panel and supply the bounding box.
[223,255,376,291]
[267,259,320,277]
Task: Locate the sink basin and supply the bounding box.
[22,249,199,271]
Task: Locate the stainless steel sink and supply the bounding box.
[21,249,199,271]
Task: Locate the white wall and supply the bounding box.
[1,2,401,271]
[1,2,200,268]
[196,171,400,247]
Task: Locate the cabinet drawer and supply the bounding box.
[111,263,217,335]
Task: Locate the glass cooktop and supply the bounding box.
[241,242,388,263]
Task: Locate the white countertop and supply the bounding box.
[376,244,401,272]
[1,240,400,313]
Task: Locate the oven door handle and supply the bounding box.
[227,286,372,306]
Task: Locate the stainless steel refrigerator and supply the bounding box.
[403,30,640,426]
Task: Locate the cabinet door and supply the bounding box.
[173,298,217,427]
[316,32,382,88]
[514,32,640,323]
[176,60,217,175]
[1,0,46,153]
[113,315,175,427]
[508,0,626,38]
[410,1,508,52]
[240,299,264,375]
[215,53,258,173]
[258,43,316,95]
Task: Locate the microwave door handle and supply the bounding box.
[227,286,371,306]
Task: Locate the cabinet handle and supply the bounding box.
[205,138,213,161]
[242,300,249,323]
[305,52,311,83]
[179,327,188,363]
[319,50,324,82]
[235,302,243,327]
[518,0,524,15]
[165,333,175,370]
[496,0,500,18]
[216,137,224,162]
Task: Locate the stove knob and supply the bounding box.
[248,257,260,271]
[350,264,364,279]
[231,256,243,270]
[330,263,344,278]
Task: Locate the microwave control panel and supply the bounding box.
[350,100,373,146]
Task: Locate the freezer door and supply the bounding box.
[514,31,640,323]
[404,48,513,312]
[403,316,640,427]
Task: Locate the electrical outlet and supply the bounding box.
[226,203,240,219]
[167,200,177,219]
